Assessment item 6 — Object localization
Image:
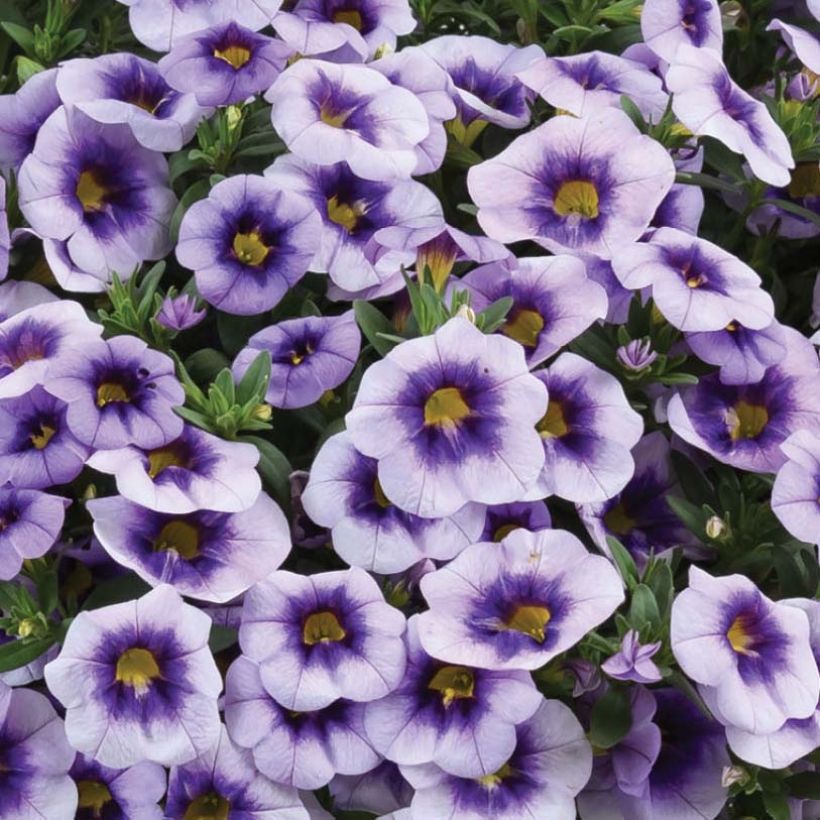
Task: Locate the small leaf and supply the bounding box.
[476,296,514,334]
[209,625,238,654]
[1,21,34,52]
[184,349,230,385]
[0,636,54,673]
[236,350,272,405]
[589,686,632,749]
[81,574,151,611]
[785,772,820,800]
[629,584,661,632]
[244,435,292,510]
[353,300,401,356]
[607,537,638,589]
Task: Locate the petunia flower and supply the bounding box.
[225,656,381,789]
[0,488,67,580]
[0,178,7,283]
[302,431,484,573]
[0,281,58,322]
[156,294,207,332]
[176,174,320,315]
[346,317,547,518]
[602,629,663,684]
[772,430,820,546]
[767,20,820,74]
[88,491,291,603]
[616,338,658,373]
[650,144,706,234]
[417,528,624,671]
[671,566,819,734]
[744,165,820,240]
[232,311,361,409]
[468,108,675,258]
[44,584,222,768]
[640,0,723,62]
[86,423,261,514]
[239,567,406,710]
[479,500,551,542]
[267,59,429,181]
[330,763,413,816]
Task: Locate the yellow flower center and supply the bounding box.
[553,180,599,219]
[604,502,636,536]
[373,478,391,508]
[327,195,362,232]
[493,523,520,542]
[477,762,514,790]
[154,520,200,560]
[727,400,769,441]
[115,647,160,690]
[76,170,108,212]
[727,614,756,655]
[184,792,230,820]
[536,401,569,439]
[213,45,251,69]
[501,308,544,348]
[505,604,551,643]
[289,343,312,366]
[303,611,346,645]
[233,231,270,267]
[29,424,56,450]
[320,105,351,128]
[423,387,471,427]
[147,446,186,479]
[77,780,113,813]
[96,382,130,407]
[333,9,363,29]
[428,665,475,706]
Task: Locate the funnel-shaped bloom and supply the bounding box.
[640,0,722,62]
[772,430,820,546]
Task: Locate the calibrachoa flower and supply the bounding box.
[461,255,608,368]
[768,20,820,74]
[0,488,67,580]
[468,108,675,258]
[18,106,177,282]
[612,227,775,332]
[45,335,184,451]
[232,311,361,409]
[526,352,644,503]
[56,53,207,152]
[602,629,663,684]
[401,698,592,820]
[640,0,723,62]
[0,280,59,322]
[302,431,485,573]
[0,682,78,820]
[772,430,820,546]
[346,317,547,518]
[69,753,166,820]
[155,293,206,332]
[330,762,414,816]
[666,45,795,186]
[239,567,407,710]
[225,656,381,789]
[364,615,543,777]
[0,177,8,282]
[0,68,60,170]
[667,327,820,473]
[671,567,819,734]
[159,23,290,107]
[88,491,291,603]
[44,584,222,767]
[86,423,262,514]
[176,174,320,315]
[267,59,429,181]
[417,528,624,671]
[479,500,551,542]
[165,726,308,819]
[0,386,90,489]
[651,145,705,235]
[616,338,658,373]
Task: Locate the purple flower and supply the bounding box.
[225,656,381,789]
[0,281,59,322]
[267,59,429,181]
[479,500,551,542]
[744,168,820,240]
[667,45,794,186]
[239,567,407,710]
[18,106,177,282]
[640,0,722,62]
[302,431,484,573]
[45,335,184,451]
[0,682,77,819]
[346,317,547,518]
[0,488,67,580]
[232,311,361,409]
[177,174,320,315]
[617,339,658,372]
[417,528,623,671]
[44,584,222,768]
[772,430,820,546]
[584,256,634,324]
[56,53,208,152]
[0,177,8,284]
[768,20,820,74]
[468,109,675,258]
[159,23,290,107]
[88,491,291,603]
[86,423,261,514]
[651,144,706,235]
[0,386,90,489]
[671,566,819,734]
[330,762,414,816]
[602,630,663,683]
[156,293,206,332]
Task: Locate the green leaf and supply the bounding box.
[666,495,708,536]
[589,686,632,749]
[620,95,647,132]
[56,28,86,59]
[0,636,54,673]
[354,300,401,356]
[669,451,713,506]
[675,171,740,195]
[476,296,514,334]
[607,537,638,589]
[785,772,820,800]
[81,574,152,611]
[184,349,230,385]
[213,368,236,405]
[209,625,238,654]
[244,436,292,509]
[629,584,661,632]
[236,350,272,405]
[1,21,34,52]
[645,560,674,619]
[763,792,791,820]
[16,55,43,83]
[762,198,820,227]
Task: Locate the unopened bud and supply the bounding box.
[705,515,727,539]
[721,765,748,788]
[226,105,243,132]
[456,305,476,324]
[252,403,272,422]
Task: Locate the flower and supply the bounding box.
[86,423,262,514]
[468,108,675,258]
[44,584,222,767]
[267,59,429,181]
[45,335,184,451]
[232,311,360,409]
[402,698,592,820]
[460,255,607,368]
[616,339,658,373]
[612,227,775,332]
[18,106,177,282]
[0,177,8,283]
[156,293,207,332]
[88,491,291,603]
[238,567,406,710]
[602,630,663,683]
[176,174,320,315]
[346,317,547,518]
[650,145,706,235]
[0,488,67,580]
[302,431,484,573]
[744,166,820,240]
[671,566,819,734]
[0,386,90,489]
[225,656,381,789]
[165,725,307,819]
[0,682,77,819]
[666,45,794,186]
[772,430,820,546]
[264,155,444,293]
[363,615,543,777]
[0,280,59,322]
[516,50,668,119]
[667,327,820,473]
[767,20,820,74]
[479,500,550,542]
[640,0,723,62]
[330,762,413,816]
[70,753,167,819]
[159,23,290,107]
[527,352,644,503]
[56,53,208,152]
[417,528,623,671]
